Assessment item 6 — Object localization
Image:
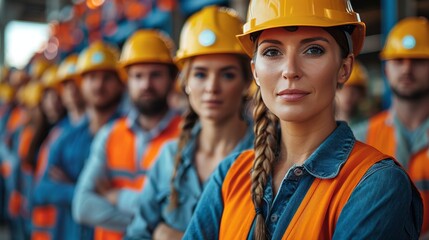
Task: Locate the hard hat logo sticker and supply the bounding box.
[199,30,216,47]
[68,65,76,74]
[92,52,105,64]
[402,35,416,49]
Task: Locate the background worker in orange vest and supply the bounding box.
[125,6,254,240]
[72,30,181,240]
[353,16,429,238]
[36,41,124,240]
[184,0,423,239]
[336,61,370,126]
[31,55,85,240]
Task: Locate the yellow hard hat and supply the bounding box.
[237,0,366,57]
[76,41,125,80]
[120,30,175,68]
[29,57,51,80]
[380,17,429,60]
[18,82,43,108]
[57,54,80,83]
[41,65,60,90]
[345,61,368,88]
[1,66,10,83]
[175,5,246,67]
[0,83,14,103]
[2,84,15,103]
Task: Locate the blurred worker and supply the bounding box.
[353,16,429,237]
[72,30,181,240]
[36,41,124,240]
[125,6,254,239]
[31,58,83,240]
[336,61,369,126]
[7,82,48,239]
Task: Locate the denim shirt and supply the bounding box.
[37,111,122,240]
[72,109,180,231]
[184,121,423,240]
[125,121,254,239]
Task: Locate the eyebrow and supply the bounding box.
[192,65,239,72]
[258,37,330,47]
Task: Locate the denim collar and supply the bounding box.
[302,121,356,179]
[125,108,178,139]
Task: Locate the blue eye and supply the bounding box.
[222,72,236,80]
[305,46,324,55]
[193,71,206,79]
[262,48,282,57]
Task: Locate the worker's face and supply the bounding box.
[252,27,352,123]
[81,70,123,111]
[41,88,65,123]
[336,85,365,115]
[127,63,172,116]
[186,54,249,123]
[60,79,85,111]
[385,58,429,101]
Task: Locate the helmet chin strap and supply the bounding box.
[344,31,353,55]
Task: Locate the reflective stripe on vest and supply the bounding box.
[220,142,389,239]
[96,115,181,240]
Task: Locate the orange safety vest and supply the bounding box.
[220,142,390,239]
[367,111,429,233]
[6,107,25,133]
[94,116,181,240]
[31,128,63,240]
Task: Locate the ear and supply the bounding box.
[185,85,191,95]
[338,54,354,85]
[251,60,260,86]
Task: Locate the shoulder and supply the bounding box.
[216,150,255,184]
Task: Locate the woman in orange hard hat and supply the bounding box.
[183,0,423,239]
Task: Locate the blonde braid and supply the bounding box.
[251,87,278,240]
[169,59,199,210]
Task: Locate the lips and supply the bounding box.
[203,99,223,106]
[277,89,310,102]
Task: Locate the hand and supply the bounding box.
[49,166,71,183]
[95,178,118,205]
[153,222,183,240]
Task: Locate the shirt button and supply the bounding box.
[294,168,303,176]
[270,214,278,222]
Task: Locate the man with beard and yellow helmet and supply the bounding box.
[354,16,429,237]
[72,30,181,240]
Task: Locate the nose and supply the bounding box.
[204,74,220,94]
[400,59,413,73]
[282,53,302,81]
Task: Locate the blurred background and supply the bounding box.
[0,0,428,109]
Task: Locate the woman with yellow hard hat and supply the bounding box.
[125,5,254,240]
[184,0,423,239]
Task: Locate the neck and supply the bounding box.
[68,106,86,125]
[279,113,337,167]
[138,109,169,131]
[198,115,248,159]
[393,96,429,131]
[88,106,118,134]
